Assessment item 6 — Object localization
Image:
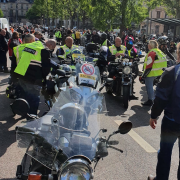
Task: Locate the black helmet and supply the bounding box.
[126,37,134,47]
[101,33,107,40]
[157,36,168,45]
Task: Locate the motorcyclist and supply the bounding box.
[139,40,167,106]
[125,37,138,60]
[169,40,176,54]
[107,37,126,64]
[13,35,60,115]
[56,36,78,63]
[100,33,111,47]
[157,37,176,64]
[90,30,100,44]
[124,29,134,47]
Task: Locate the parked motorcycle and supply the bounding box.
[9,69,66,118]
[106,57,136,109]
[15,58,133,180]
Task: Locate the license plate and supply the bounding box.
[79,74,96,80]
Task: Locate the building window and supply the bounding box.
[21,4,23,9]
[165,13,168,18]
[155,25,159,34]
[157,11,161,18]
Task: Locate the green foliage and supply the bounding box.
[0,8,3,18]
[26,0,149,30]
[161,0,180,17]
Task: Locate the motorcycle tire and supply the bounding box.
[105,86,112,95]
[133,65,139,79]
[123,85,130,109]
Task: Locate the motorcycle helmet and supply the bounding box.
[61,64,72,75]
[56,103,88,131]
[126,37,134,50]
[157,36,168,46]
[101,33,107,40]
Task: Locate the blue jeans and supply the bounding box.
[145,77,155,100]
[156,116,180,180]
[19,79,41,115]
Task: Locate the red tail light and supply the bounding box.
[28,172,42,180]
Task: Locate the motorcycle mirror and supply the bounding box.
[106,78,113,85]
[118,121,132,134]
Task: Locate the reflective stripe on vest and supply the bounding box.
[128,49,134,58]
[14,41,44,76]
[109,45,126,55]
[143,48,167,77]
[13,44,27,64]
[102,39,107,46]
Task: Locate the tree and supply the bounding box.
[0,8,3,18]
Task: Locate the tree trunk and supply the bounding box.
[176,6,180,36]
[82,11,86,29]
[119,0,128,37]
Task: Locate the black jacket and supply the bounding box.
[91,34,100,44]
[0,34,8,52]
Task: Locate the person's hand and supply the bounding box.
[120,53,125,57]
[150,118,157,129]
[115,53,121,57]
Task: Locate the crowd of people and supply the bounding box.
[1,23,180,180]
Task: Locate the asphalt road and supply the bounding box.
[0,40,179,180]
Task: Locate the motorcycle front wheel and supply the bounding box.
[123,85,130,109]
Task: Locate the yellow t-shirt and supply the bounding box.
[75,31,81,39]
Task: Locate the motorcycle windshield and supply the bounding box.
[16,88,106,170]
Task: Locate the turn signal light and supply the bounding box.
[28,172,42,180]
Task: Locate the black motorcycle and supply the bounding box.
[9,69,67,118]
[106,57,135,109]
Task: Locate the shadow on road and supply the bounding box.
[129,105,150,128]
[0,92,21,158]
[104,93,127,117]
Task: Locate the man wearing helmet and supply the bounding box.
[125,37,138,60]
[100,33,111,47]
[158,37,176,63]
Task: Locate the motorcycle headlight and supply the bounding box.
[123,66,131,75]
[87,94,98,105]
[70,89,83,104]
[60,158,92,180]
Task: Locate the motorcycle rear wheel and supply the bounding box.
[123,86,130,109]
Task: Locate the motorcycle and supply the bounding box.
[9,69,66,118]
[106,57,135,109]
[15,59,133,180]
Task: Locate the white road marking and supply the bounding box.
[114,120,157,153]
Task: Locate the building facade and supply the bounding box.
[141,6,173,35]
[0,0,33,24]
